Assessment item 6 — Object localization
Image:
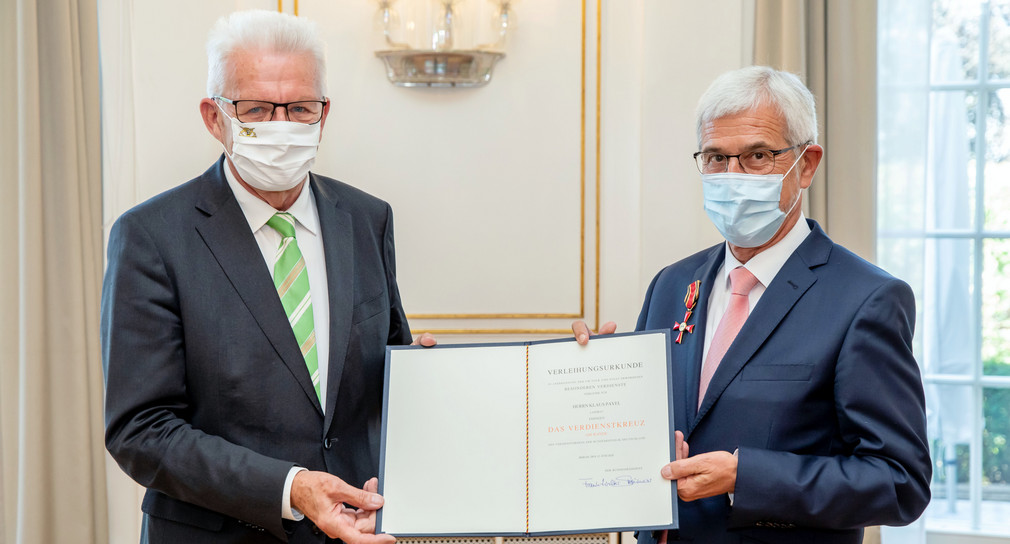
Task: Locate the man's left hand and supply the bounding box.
[660,450,737,502]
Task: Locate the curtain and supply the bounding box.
[753,0,878,262]
[1,1,18,539]
[0,0,108,542]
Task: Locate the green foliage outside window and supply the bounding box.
[984,360,1010,487]
[933,360,1010,492]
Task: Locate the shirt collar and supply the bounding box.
[223,160,320,237]
[720,213,811,289]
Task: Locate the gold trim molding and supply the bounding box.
[418,329,577,336]
[277,1,299,16]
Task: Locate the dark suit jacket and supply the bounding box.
[634,220,931,544]
[101,157,413,543]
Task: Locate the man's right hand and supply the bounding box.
[571,320,617,345]
[290,471,395,544]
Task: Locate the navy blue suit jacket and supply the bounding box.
[635,220,930,544]
[101,157,413,543]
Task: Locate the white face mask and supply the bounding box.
[701,146,807,248]
[220,106,321,192]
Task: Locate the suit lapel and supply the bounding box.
[680,246,724,433]
[311,176,355,433]
[692,221,832,428]
[194,159,325,415]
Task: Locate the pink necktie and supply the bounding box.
[698,266,759,408]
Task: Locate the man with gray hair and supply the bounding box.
[102,10,432,543]
[574,66,931,542]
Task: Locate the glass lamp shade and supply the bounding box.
[372,0,512,87]
[374,49,505,87]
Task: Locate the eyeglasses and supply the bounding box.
[693,143,808,175]
[213,96,328,125]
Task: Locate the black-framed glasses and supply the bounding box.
[693,143,808,175]
[213,96,328,125]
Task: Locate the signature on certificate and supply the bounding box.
[579,475,652,488]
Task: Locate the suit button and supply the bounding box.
[323,438,332,449]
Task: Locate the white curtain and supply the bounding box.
[0,0,108,543]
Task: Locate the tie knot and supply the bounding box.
[266,212,297,239]
[729,266,759,296]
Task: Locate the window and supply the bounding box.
[878,0,1010,535]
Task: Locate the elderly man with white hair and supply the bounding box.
[575,66,931,543]
[102,10,432,543]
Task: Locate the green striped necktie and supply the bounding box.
[266,212,321,405]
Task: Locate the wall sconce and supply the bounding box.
[373,0,516,88]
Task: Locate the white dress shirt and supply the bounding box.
[224,164,330,521]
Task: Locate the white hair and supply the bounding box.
[695,66,818,147]
[206,10,327,98]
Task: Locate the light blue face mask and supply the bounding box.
[701,147,807,248]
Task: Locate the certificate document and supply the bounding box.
[377,330,677,537]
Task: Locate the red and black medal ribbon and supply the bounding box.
[673,280,701,344]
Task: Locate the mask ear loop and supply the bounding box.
[779,144,811,215]
[215,101,246,166]
[215,99,236,121]
[781,143,810,178]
